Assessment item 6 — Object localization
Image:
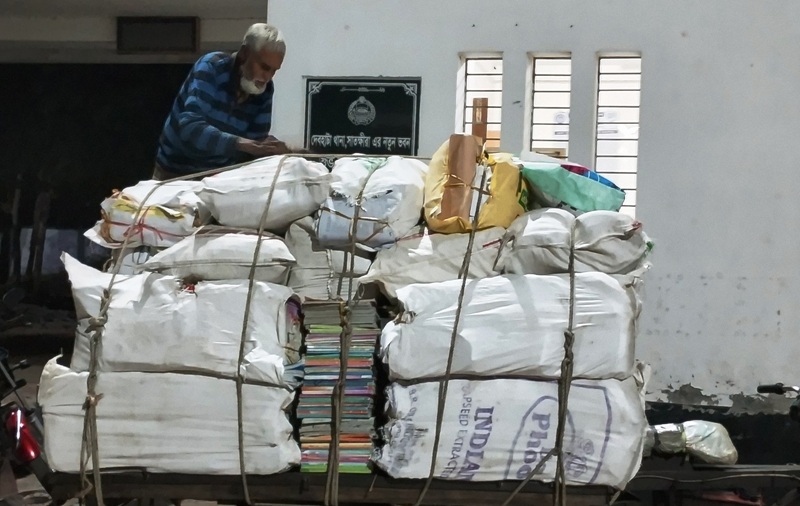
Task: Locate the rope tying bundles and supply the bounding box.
[500,219,578,506]
[232,154,289,505]
[319,153,432,505]
[75,157,271,506]
[324,154,383,506]
[412,155,491,506]
[75,153,431,505]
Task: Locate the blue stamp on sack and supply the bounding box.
[504,386,613,484]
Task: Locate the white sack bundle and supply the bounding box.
[85,180,209,249]
[381,273,641,381]
[358,227,504,298]
[374,373,647,488]
[40,359,300,475]
[199,156,332,232]
[143,226,295,283]
[285,217,372,301]
[499,208,652,275]
[64,253,300,387]
[316,156,428,251]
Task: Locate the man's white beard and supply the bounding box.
[240,76,267,95]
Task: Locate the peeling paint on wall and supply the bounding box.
[655,387,794,416]
[728,393,793,415]
[662,384,719,405]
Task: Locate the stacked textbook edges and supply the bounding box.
[297,300,380,473]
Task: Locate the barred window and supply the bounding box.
[529,56,572,159]
[461,57,503,151]
[595,56,642,216]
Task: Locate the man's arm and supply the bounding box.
[176,60,286,159]
[176,60,241,159]
[175,60,300,158]
[238,136,291,156]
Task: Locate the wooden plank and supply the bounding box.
[45,465,800,502]
[470,97,489,145]
[45,472,608,504]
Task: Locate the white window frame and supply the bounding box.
[456,53,503,150]
[525,53,572,160]
[594,54,642,216]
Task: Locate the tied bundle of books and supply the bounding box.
[298,301,379,473]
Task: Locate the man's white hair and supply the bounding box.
[242,23,286,54]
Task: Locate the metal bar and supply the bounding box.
[462,82,468,133]
[532,56,572,156]
[597,99,641,104]
[596,88,642,92]
[595,51,640,167]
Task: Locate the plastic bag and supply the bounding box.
[517,152,625,213]
[644,421,738,465]
[425,135,527,233]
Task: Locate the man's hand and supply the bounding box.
[237,136,291,156]
[262,135,291,155]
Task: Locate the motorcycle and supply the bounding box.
[0,344,48,501]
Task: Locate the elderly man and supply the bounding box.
[153,23,295,180]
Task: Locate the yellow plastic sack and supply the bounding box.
[424,135,527,234]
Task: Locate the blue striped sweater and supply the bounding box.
[155,52,274,174]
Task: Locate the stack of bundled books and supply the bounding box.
[297,300,379,473]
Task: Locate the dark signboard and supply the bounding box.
[304,77,421,165]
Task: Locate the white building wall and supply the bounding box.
[270,0,800,407]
